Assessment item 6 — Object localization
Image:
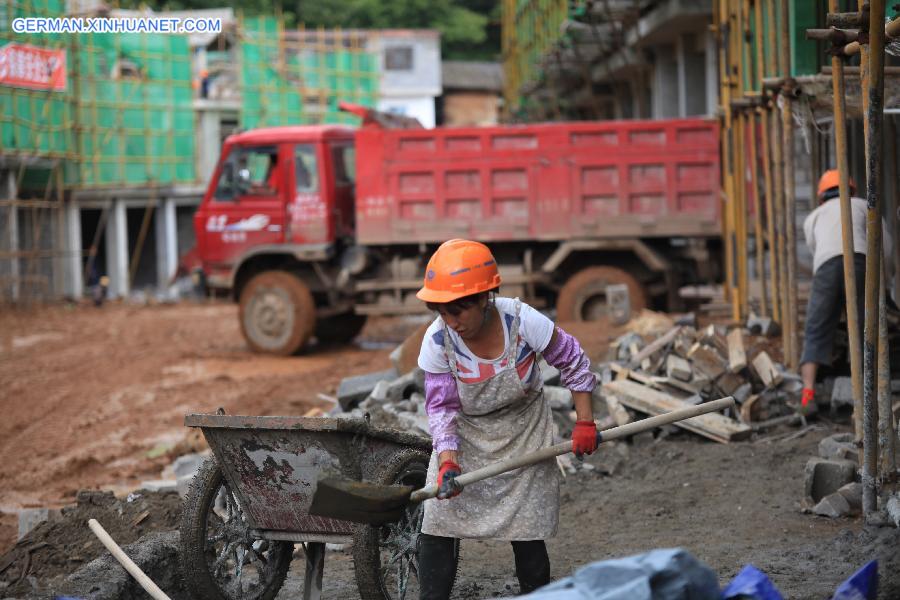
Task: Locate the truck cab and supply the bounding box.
[194,126,356,291]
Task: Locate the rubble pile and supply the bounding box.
[595,314,802,444]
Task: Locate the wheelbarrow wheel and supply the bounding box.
[179,456,292,600]
[353,448,458,600]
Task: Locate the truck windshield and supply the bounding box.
[215,145,279,201]
[295,145,319,193]
[331,143,355,185]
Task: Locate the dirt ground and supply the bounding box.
[1,301,898,599]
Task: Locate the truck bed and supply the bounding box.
[353,118,721,245]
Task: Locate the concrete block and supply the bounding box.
[369,380,390,403]
[818,433,859,462]
[544,386,572,411]
[17,507,60,540]
[804,457,857,503]
[337,368,398,410]
[171,452,207,480]
[746,315,779,337]
[812,492,852,518]
[386,369,422,403]
[836,482,862,511]
[140,479,178,493]
[539,359,561,386]
[733,382,753,404]
[831,377,854,409]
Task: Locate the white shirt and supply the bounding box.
[803,196,893,274]
[417,297,555,391]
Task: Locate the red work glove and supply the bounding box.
[572,420,598,459]
[437,460,462,499]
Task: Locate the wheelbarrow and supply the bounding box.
[179,413,433,600]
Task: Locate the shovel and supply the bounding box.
[309,397,735,525]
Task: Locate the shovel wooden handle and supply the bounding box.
[409,396,735,502]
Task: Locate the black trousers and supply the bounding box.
[800,253,866,367]
[418,533,550,599]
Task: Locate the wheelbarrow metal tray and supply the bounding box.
[185,414,431,538]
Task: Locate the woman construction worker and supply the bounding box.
[415,239,598,598]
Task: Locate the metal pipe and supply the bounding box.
[861,0,886,518]
[826,11,868,29]
[842,16,900,55]
[780,0,799,370]
[828,12,865,443]
[806,28,860,43]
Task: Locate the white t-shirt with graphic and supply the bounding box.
[417,297,555,391]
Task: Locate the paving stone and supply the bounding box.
[818,433,859,462]
[812,492,852,518]
[336,368,398,410]
[804,457,857,503]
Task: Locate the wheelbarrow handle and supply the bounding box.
[409,397,735,503]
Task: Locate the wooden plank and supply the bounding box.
[751,351,783,388]
[602,380,751,443]
[688,343,727,379]
[627,326,681,369]
[727,328,747,372]
[605,395,632,426]
[609,363,661,389]
[665,354,692,381]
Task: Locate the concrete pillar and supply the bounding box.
[155,197,178,297]
[4,170,19,301]
[197,109,221,183]
[676,34,687,118]
[105,199,129,298]
[705,30,718,117]
[64,201,83,298]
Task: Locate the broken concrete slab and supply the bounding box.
[836,482,862,511]
[818,432,859,462]
[386,368,423,403]
[337,368,398,410]
[544,386,573,411]
[830,377,854,410]
[747,315,780,337]
[539,359,561,386]
[804,457,857,503]
[812,492,852,518]
[17,507,62,540]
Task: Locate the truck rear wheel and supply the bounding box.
[239,271,316,355]
[556,266,647,322]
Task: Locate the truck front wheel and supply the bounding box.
[556,266,647,322]
[239,271,316,355]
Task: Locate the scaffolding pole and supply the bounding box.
[825,5,865,444]
[780,0,798,371]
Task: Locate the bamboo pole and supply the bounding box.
[861,0,886,518]
[753,0,781,323]
[718,0,737,313]
[780,0,798,370]
[828,2,865,444]
[752,0,770,318]
[735,2,749,319]
[767,0,789,348]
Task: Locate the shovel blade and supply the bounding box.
[308,477,415,525]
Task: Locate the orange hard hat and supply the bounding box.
[817,169,856,199]
[416,239,501,303]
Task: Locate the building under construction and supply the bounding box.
[0,1,440,304]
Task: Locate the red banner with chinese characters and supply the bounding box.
[0,42,67,91]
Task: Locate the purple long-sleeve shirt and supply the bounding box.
[424,326,594,454]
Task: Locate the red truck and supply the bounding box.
[187,104,721,355]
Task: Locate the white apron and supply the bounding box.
[421,300,560,540]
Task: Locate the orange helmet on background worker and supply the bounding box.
[817,169,856,200]
[416,239,501,303]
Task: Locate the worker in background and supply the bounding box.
[799,169,892,415]
[415,239,598,599]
